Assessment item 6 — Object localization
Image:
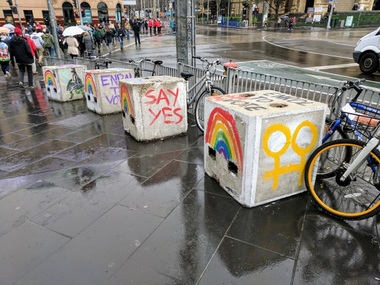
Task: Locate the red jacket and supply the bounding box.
[148,19,153,27]
[24,36,37,57]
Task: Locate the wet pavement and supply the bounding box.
[0,26,380,285]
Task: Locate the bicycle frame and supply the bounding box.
[324,102,380,143]
[340,125,380,183]
[186,70,213,107]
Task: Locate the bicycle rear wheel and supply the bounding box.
[194,86,226,132]
[304,139,380,220]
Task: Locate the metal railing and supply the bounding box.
[42,56,380,113]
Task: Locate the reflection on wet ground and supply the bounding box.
[0,28,379,285]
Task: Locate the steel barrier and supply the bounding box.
[42,57,380,113]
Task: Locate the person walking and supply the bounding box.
[8,27,35,88]
[124,21,131,40]
[63,36,79,59]
[132,19,141,47]
[92,26,102,54]
[0,36,11,79]
[41,29,55,62]
[148,18,153,36]
[114,23,125,50]
[104,27,114,54]
[30,27,44,66]
[24,34,37,75]
[82,31,94,58]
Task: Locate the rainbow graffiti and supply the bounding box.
[84,73,97,96]
[120,83,135,117]
[44,70,56,88]
[205,107,243,171]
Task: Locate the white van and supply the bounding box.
[353,27,380,74]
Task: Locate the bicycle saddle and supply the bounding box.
[154,60,163,65]
[180,72,193,81]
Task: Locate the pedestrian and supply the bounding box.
[8,27,35,88]
[114,23,125,50]
[132,19,141,47]
[92,26,102,54]
[148,18,153,36]
[157,18,162,35]
[30,27,44,66]
[63,35,79,59]
[124,21,131,40]
[153,18,157,35]
[24,34,38,75]
[169,18,175,33]
[104,27,114,54]
[276,17,281,29]
[75,34,85,58]
[82,31,94,58]
[0,36,11,79]
[41,29,55,62]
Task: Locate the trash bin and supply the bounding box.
[84,68,134,115]
[120,76,187,141]
[43,64,87,102]
[204,90,327,207]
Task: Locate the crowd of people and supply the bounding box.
[0,17,169,88]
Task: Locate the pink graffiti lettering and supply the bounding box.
[148,107,183,125]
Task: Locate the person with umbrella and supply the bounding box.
[63,35,79,59]
[8,27,35,88]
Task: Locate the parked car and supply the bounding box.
[353,27,380,74]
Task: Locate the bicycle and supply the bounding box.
[91,56,112,69]
[304,82,380,220]
[128,58,163,77]
[180,56,226,132]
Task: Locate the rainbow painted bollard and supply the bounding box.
[204,91,327,208]
[84,68,134,115]
[120,76,187,141]
[43,65,86,102]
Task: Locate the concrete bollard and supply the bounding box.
[43,64,87,102]
[120,76,187,141]
[204,90,327,208]
[84,68,134,115]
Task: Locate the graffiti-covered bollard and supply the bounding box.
[120,76,187,141]
[204,91,327,208]
[84,68,134,115]
[43,64,87,102]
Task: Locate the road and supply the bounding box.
[113,25,380,83]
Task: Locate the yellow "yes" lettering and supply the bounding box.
[262,121,318,190]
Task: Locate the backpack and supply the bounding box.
[93,29,102,40]
[0,44,10,62]
[43,34,53,48]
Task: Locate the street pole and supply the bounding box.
[14,0,23,28]
[77,0,83,25]
[176,0,195,65]
[46,0,61,59]
[326,0,335,29]
[227,0,230,27]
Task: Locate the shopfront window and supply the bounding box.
[62,1,76,26]
[81,2,92,24]
[3,10,14,24]
[97,2,108,25]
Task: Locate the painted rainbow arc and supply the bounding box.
[120,84,135,117]
[84,73,97,96]
[205,107,243,170]
[44,70,56,87]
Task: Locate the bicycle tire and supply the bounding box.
[318,118,352,178]
[304,139,380,220]
[194,86,226,132]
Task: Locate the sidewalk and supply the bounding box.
[0,52,379,284]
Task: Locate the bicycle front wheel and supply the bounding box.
[194,86,226,132]
[304,139,380,220]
